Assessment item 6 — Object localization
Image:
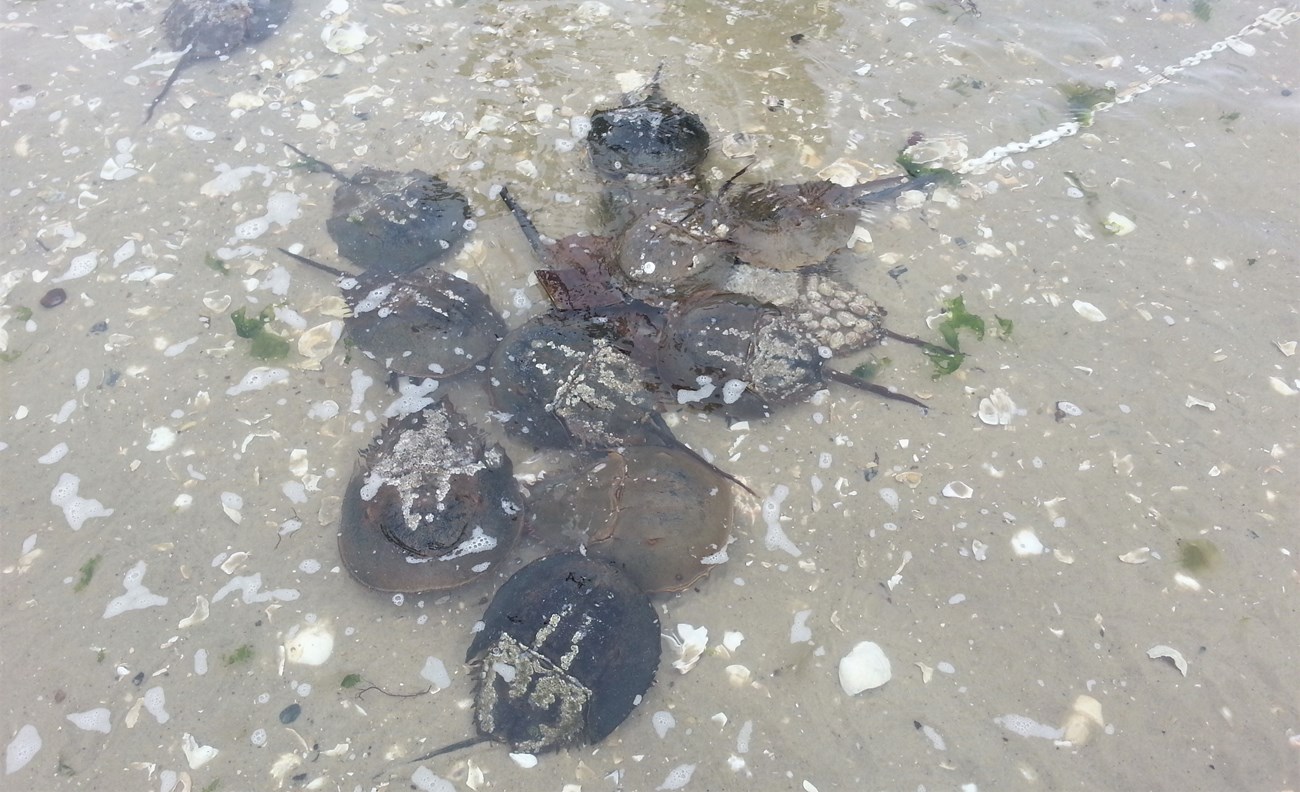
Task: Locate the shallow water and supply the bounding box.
[2,2,1298,790]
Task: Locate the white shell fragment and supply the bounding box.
[666,624,709,674]
[284,624,334,666]
[182,733,219,769]
[838,641,892,695]
[1011,529,1044,556]
[942,481,974,499]
[322,21,372,54]
[1102,212,1136,236]
[1118,547,1153,564]
[1185,395,1217,411]
[1146,645,1189,676]
[1072,300,1107,322]
[1059,695,1105,745]
[978,388,1016,426]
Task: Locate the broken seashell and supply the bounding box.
[942,481,973,499]
[978,388,1016,426]
[666,624,708,674]
[1072,300,1107,322]
[1118,547,1152,564]
[284,623,334,666]
[1146,645,1188,676]
[839,641,891,695]
[1059,695,1104,745]
[1102,212,1136,236]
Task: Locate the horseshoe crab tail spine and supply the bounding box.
[649,413,757,496]
[406,734,491,764]
[277,248,350,279]
[143,46,195,123]
[826,368,929,413]
[282,143,350,182]
[498,185,554,263]
[850,173,939,207]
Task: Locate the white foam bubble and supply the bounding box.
[66,708,112,734]
[226,367,290,396]
[4,724,41,775]
[50,473,114,531]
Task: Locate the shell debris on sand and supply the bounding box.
[284,623,334,666]
[838,641,892,695]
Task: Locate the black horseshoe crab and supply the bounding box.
[337,399,523,594]
[278,248,505,380]
[587,66,711,183]
[145,0,292,122]
[409,551,660,760]
[285,143,473,274]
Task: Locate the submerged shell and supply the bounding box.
[587,79,710,180]
[466,552,660,753]
[531,447,735,592]
[328,167,472,273]
[337,401,522,593]
[339,266,505,379]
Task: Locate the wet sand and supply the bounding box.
[2,2,1297,790]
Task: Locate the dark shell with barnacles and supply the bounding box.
[327,167,473,274]
[464,552,660,753]
[486,312,667,450]
[656,293,825,418]
[146,0,292,121]
[587,73,710,181]
[530,447,736,592]
[280,248,505,379]
[337,400,522,594]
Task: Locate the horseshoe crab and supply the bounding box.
[337,400,523,594]
[715,172,937,271]
[279,249,504,379]
[587,68,710,182]
[145,0,292,122]
[411,552,660,759]
[530,446,736,593]
[657,292,928,416]
[285,144,472,274]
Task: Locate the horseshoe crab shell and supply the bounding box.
[146,0,292,121]
[587,73,710,181]
[280,249,505,379]
[657,294,824,418]
[530,446,736,592]
[466,552,660,753]
[327,167,473,274]
[337,400,522,593]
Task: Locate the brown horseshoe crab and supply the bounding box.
[530,446,736,593]
[337,400,523,594]
[715,171,938,271]
[285,143,473,274]
[279,248,505,380]
[145,0,292,122]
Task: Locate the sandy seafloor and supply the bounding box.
[2,1,1298,790]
